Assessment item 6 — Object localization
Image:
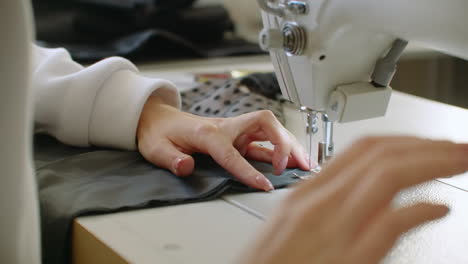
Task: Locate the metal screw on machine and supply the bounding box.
[283,23,307,56]
[259,23,307,56]
[256,0,309,17]
[256,0,285,17]
[286,1,309,15]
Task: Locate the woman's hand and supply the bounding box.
[137,95,310,191]
[240,136,468,264]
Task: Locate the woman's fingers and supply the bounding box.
[339,141,468,237]
[199,132,274,191]
[138,101,307,192]
[240,137,466,264]
[229,111,297,174]
[291,137,426,197]
[233,131,269,156]
[244,143,301,168]
[288,131,311,171]
[347,203,449,264]
[139,139,195,177]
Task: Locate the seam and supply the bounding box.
[221,196,267,221]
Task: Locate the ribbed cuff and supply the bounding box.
[89,70,180,150]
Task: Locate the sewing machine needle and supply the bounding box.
[306,112,314,171]
[308,126,313,170]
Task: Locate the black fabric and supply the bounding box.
[35,134,308,264]
[32,1,265,63]
[38,29,263,63]
[239,72,282,100]
[74,0,197,11]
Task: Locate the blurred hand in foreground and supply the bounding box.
[240,136,467,264]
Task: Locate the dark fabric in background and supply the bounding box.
[35,135,308,264]
[32,0,265,62]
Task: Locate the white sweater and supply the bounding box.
[3,2,183,264]
[1,42,181,264]
[33,46,181,150]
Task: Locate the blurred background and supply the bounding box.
[32,0,468,109]
[32,0,265,62]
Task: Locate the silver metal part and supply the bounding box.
[322,115,334,159]
[300,106,320,171]
[300,107,335,168]
[256,0,309,17]
[318,142,326,165]
[256,0,285,17]
[256,0,307,56]
[318,115,334,165]
[292,173,313,181]
[318,123,334,164]
[287,1,309,15]
[283,23,307,56]
[258,23,307,56]
[303,109,319,135]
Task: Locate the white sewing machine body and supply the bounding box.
[259,0,468,115]
[258,0,468,165]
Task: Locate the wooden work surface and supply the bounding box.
[73,51,468,264]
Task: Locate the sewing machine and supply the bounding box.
[1,0,468,263]
[257,0,468,170]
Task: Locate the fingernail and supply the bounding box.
[256,175,274,192]
[173,157,183,175]
[435,205,450,217]
[442,205,450,214]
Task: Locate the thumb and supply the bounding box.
[141,140,195,177]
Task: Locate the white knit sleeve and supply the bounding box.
[32,45,180,150]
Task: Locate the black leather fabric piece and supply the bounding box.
[39,29,264,63]
[34,134,308,264]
